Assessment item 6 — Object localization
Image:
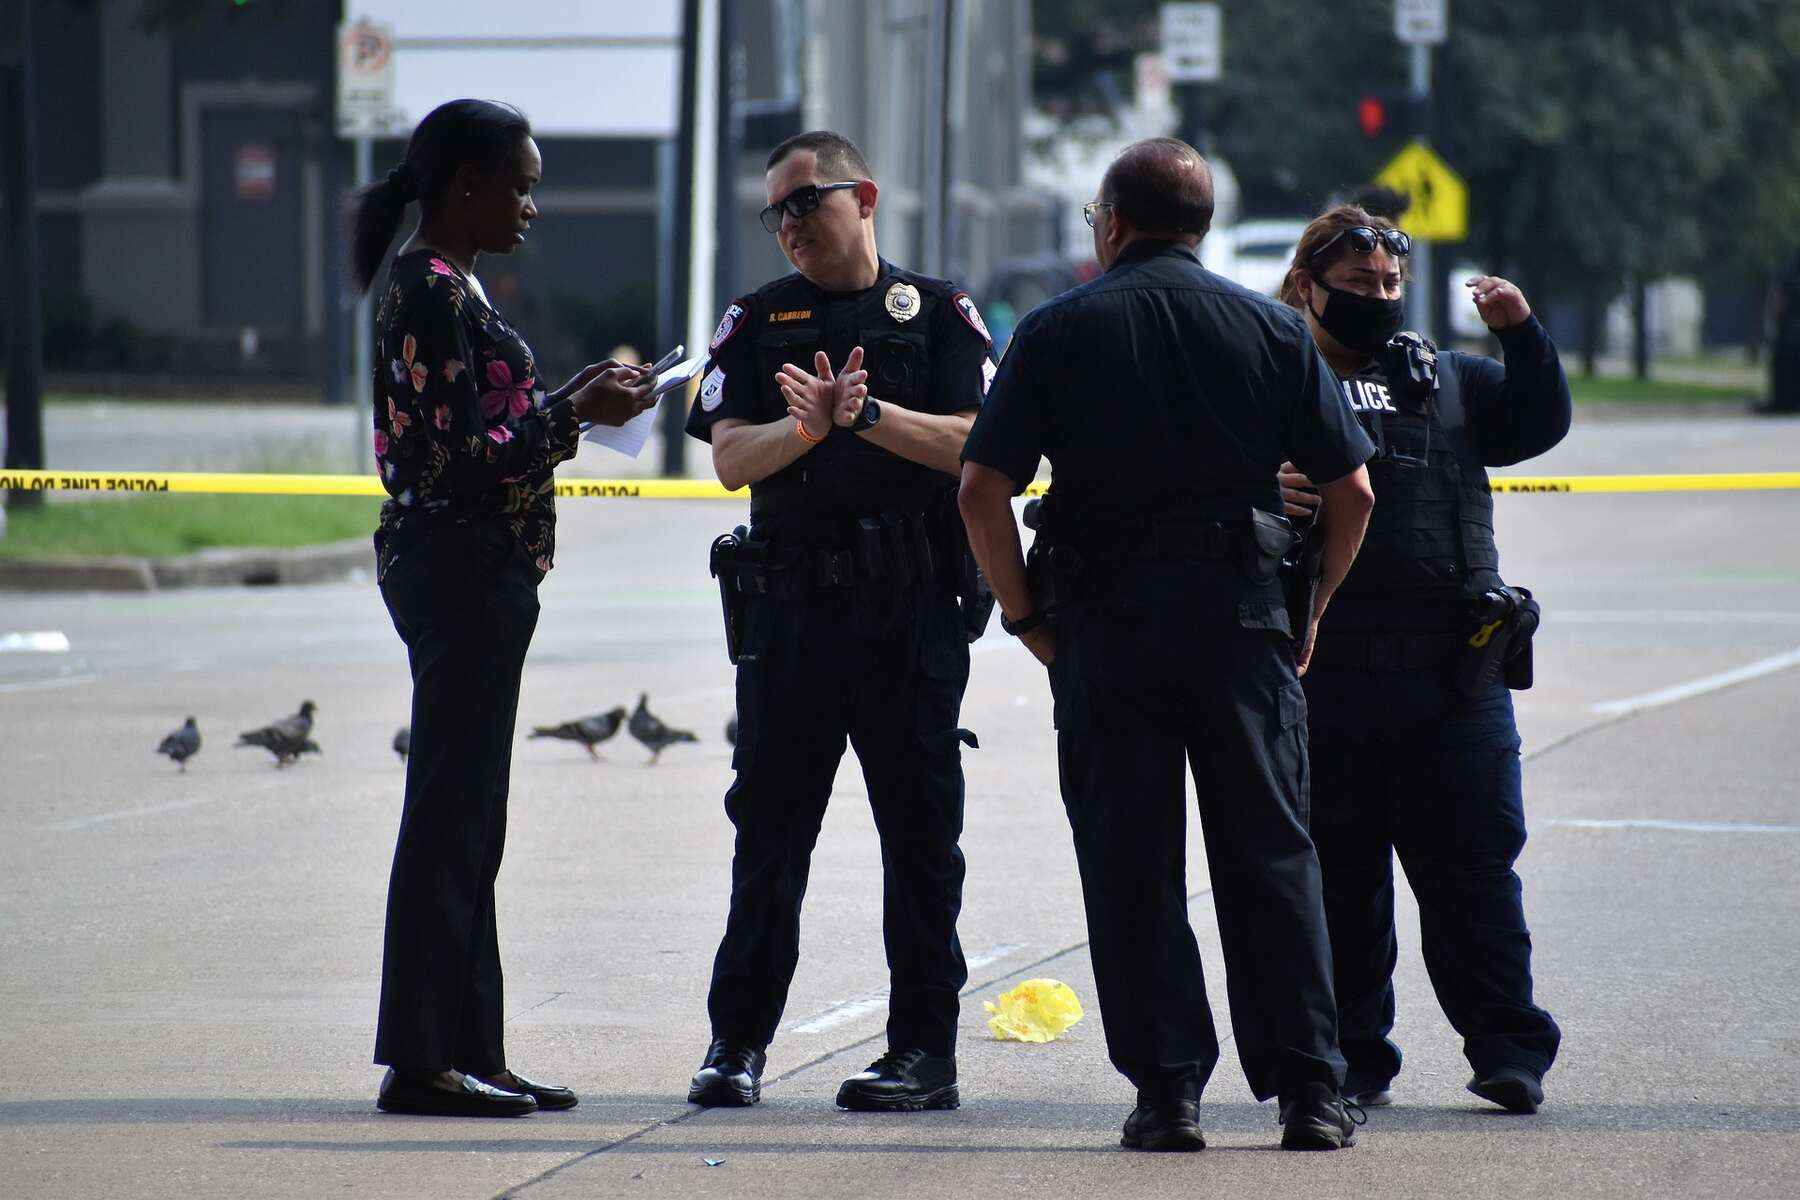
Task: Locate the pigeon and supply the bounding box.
[235,700,318,767]
[157,717,201,772]
[530,707,626,759]
[392,726,410,763]
[725,712,738,746]
[628,693,697,764]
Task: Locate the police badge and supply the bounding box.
[884,281,921,323]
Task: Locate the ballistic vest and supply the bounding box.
[1324,345,1503,633]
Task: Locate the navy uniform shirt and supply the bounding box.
[963,240,1372,518]
[686,259,994,544]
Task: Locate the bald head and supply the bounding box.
[1100,138,1214,242]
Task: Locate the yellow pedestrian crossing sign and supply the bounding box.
[1375,140,1467,242]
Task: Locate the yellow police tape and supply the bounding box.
[1,468,1798,499]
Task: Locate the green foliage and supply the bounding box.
[0,494,380,560]
[1031,0,1800,313]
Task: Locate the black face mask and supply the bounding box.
[1308,276,1405,355]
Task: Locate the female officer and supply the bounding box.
[1277,204,1568,1114]
[351,98,657,1117]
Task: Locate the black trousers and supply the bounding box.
[374,520,540,1074]
[1304,669,1561,1086]
[707,586,970,1057]
[1049,561,1344,1104]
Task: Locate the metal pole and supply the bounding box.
[1407,41,1435,343]
[352,136,373,471]
[919,2,947,276]
[2,0,46,512]
[714,0,740,317]
[660,0,703,478]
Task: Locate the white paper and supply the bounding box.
[581,354,705,458]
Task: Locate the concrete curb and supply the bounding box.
[0,537,374,593]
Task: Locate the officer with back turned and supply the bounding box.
[958,138,1377,1152]
[683,130,996,1113]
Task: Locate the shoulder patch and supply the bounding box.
[709,301,748,353]
[953,292,992,344]
[698,365,727,412]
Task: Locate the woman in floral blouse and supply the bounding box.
[350,98,657,1119]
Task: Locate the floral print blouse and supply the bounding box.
[371,250,580,582]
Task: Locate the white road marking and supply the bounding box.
[783,943,1025,1035]
[1591,646,1800,717]
[44,793,233,833]
[0,631,71,653]
[0,672,100,695]
[1548,818,1800,835]
[1551,610,1800,625]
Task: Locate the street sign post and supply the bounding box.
[1161,3,1222,83]
[336,19,401,139]
[1395,0,1447,45]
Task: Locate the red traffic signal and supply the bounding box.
[1358,95,1387,139]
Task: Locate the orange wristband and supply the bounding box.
[794,418,826,445]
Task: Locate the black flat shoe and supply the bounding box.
[376,1068,538,1118]
[1468,1066,1543,1114]
[468,1069,578,1111]
[1121,1099,1206,1152]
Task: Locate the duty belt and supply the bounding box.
[1308,630,1465,673]
[1087,517,1243,564]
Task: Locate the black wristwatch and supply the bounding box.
[850,396,881,433]
[1001,609,1045,637]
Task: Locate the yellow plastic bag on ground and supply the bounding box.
[984,979,1085,1043]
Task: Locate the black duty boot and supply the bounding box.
[687,1039,766,1107]
[1278,1081,1363,1150]
[1121,1099,1206,1152]
[835,1048,959,1112]
[1467,1065,1543,1114]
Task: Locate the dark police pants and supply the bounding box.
[1304,669,1562,1087]
[707,586,971,1056]
[374,519,539,1074]
[1050,561,1344,1104]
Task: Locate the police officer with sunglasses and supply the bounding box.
[1276,204,1570,1116]
[683,130,995,1114]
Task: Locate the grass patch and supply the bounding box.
[1567,375,1757,405]
[0,494,379,560]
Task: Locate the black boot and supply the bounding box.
[687,1039,766,1107]
[835,1049,959,1112]
[1278,1081,1363,1150]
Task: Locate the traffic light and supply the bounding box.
[1358,95,1387,139]
[1358,91,1427,140]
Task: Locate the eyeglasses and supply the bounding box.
[759,182,862,233]
[1309,225,1412,261]
[1081,200,1115,228]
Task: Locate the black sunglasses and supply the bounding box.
[759,181,862,233]
[1310,225,1412,261]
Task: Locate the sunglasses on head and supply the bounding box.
[1309,225,1412,261]
[759,181,862,233]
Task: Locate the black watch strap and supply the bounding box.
[851,396,881,432]
[1001,609,1045,637]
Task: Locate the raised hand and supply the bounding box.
[776,349,868,440]
[570,363,657,427]
[830,346,869,427]
[1465,275,1532,330]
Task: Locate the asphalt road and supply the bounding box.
[2,413,1798,1198]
